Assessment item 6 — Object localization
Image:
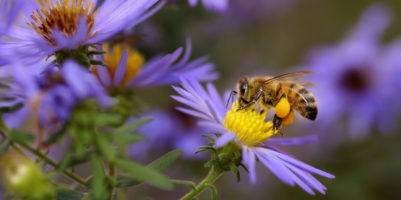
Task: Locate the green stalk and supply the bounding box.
[0,117,88,186]
[108,164,116,200]
[18,141,88,186]
[179,166,224,200]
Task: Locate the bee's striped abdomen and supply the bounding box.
[279,82,318,121]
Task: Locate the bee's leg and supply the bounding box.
[273,114,282,131]
[226,90,238,109]
[242,89,263,110]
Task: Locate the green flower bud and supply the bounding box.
[1,152,55,200]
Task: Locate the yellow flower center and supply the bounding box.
[223,103,278,147]
[103,44,145,87]
[28,0,97,46]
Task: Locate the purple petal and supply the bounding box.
[95,65,111,87]
[113,50,128,86]
[215,132,235,147]
[176,107,211,121]
[270,150,335,178]
[266,136,318,146]
[242,147,257,183]
[254,148,295,185]
[197,121,227,133]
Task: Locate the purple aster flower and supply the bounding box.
[171,79,334,195]
[188,0,229,13]
[304,3,401,137]
[128,109,208,160]
[1,59,111,130]
[0,0,21,33]
[92,39,218,89]
[0,0,165,65]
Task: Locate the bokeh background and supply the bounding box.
[6,0,401,200]
[60,0,401,199]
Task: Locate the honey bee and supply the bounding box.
[233,71,317,130]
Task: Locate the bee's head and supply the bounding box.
[237,77,250,108]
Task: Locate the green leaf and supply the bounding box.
[170,179,196,190]
[113,132,146,145]
[94,113,122,126]
[9,129,34,144]
[114,118,152,134]
[58,150,92,170]
[116,150,183,188]
[95,135,117,161]
[56,188,83,200]
[148,150,183,171]
[113,158,173,190]
[90,156,107,200]
[209,185,219,200]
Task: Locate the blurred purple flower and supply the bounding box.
[304,3,401,138]
[171,79,334,195]
[1,60,111,129]
[188,0,229,13]
[128,109,208,160]
[0,0,165,65]
[93,39,218,89]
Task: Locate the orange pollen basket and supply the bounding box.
[28,0,98,46]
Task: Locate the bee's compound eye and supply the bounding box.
[240,82,248,95]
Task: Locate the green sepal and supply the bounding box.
[195,146,217,154]
[229,163,241,182]
[88,50,106,55]
[0,102,24,113]
[90,60,109,67]
[201,134,216,142]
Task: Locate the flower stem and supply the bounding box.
[17,141,88,186]
[179,166,224,200]
[108,163,116,200]
[0,117,88,186]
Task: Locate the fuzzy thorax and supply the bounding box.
[223,103,277,147]
[28,0,97,46]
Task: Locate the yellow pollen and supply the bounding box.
[28,0,98,46]
[101,44,145,87]
[223,102,278,147]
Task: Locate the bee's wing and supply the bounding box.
[263,71,315,86]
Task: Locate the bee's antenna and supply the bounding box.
[226,91,237,109]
